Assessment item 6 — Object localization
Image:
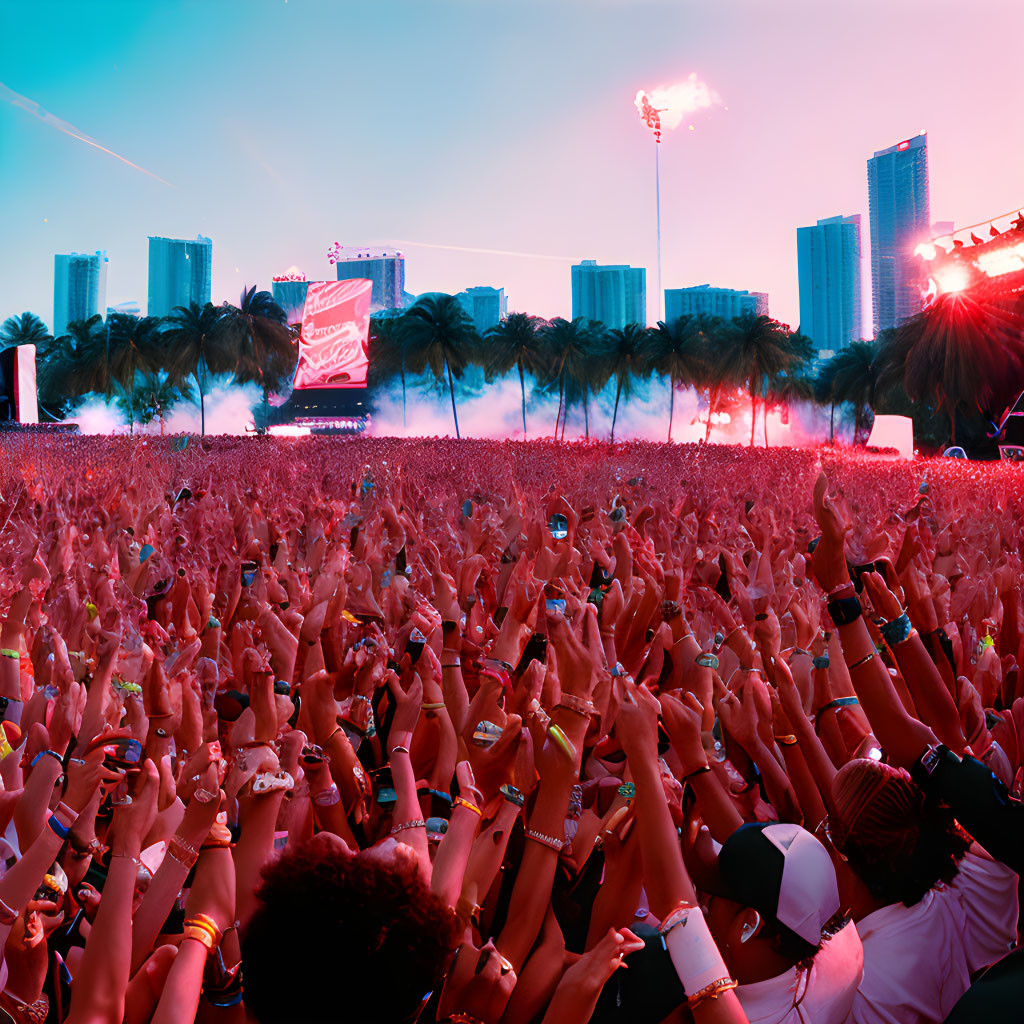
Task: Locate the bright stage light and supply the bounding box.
[935,264,971,294]
[914,242,937,261]
[976,240,1024,278]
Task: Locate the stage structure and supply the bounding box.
[268,278,373,434]
[0,345,39,425]
[916,210,1024,305]
[916,207,1024,460]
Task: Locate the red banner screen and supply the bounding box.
[294,279,372,389]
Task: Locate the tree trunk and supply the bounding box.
[830,400,835,444]
[764,402,769,448]
[750,389,757,447]
[401,361,407,428]
[518,362,527,436]
[667,377,675,442]
[584,384,590,439]
[195,371,205,436]
[446,358,460,438]
[611,378,622,443]
[555,376,564,438]
[705,387,714,442]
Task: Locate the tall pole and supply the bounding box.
[655,139,663,324]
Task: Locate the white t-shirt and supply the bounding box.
[949,844,1018,973]
[736,918,864,1024]
[852,888,971,1024]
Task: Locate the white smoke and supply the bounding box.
[637,73,719,131]
[67,379,260,435]
[369,371,828,447]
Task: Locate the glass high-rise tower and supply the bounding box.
[571,260,646,329]
[334,247,405,312]
[797,215,862,353]
[53,251,108,336]
[147,235,213,317]
[867,133,930,335]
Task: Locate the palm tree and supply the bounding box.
[816,341,879,445]
[0,312,52,353]
[367,314,411,424]
[876,293,1024,445]
[484,312,548,435]
[604,323,650,442]
[135,371,194,433]
[395,293,478,438]
[73,314,161,433]
[161,302,238,435]
[58,314,103,354]
[221,287,297,430]
[541,317,602,440]
[718,312,795,446]
[642,315,710,442]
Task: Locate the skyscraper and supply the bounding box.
[455,286,508,332]
[867,133,930,335]
[147,236,213,317]
[664,284,768,323]
[334,247,405,311]
[797,215,862,353]
[271,280,311,326]
[571,260,646,329]
[53,251,108,336]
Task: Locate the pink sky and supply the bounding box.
[3,0,1024,332]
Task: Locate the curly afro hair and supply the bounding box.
[242,837,457,1024]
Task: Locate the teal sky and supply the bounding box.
[2,0,1023,331]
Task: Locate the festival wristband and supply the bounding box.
[0,649,19,661]
[812,655,830,670]
[815,695,860,728]
[826,594,862,627]
[879,611,913,647]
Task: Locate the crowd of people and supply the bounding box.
[0,433,1021,1024]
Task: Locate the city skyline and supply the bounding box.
[2,1,1023,333]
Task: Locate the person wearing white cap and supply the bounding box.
[696,821,864,1024]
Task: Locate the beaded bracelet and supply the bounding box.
[525,828,564,851]
[688,977,739,1009]
[812,655,830,670]
[391,819,426,835]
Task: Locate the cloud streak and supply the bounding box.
[391,239,573,262]
[0,80,175,188]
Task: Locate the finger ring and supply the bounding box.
[498,954,514,975]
